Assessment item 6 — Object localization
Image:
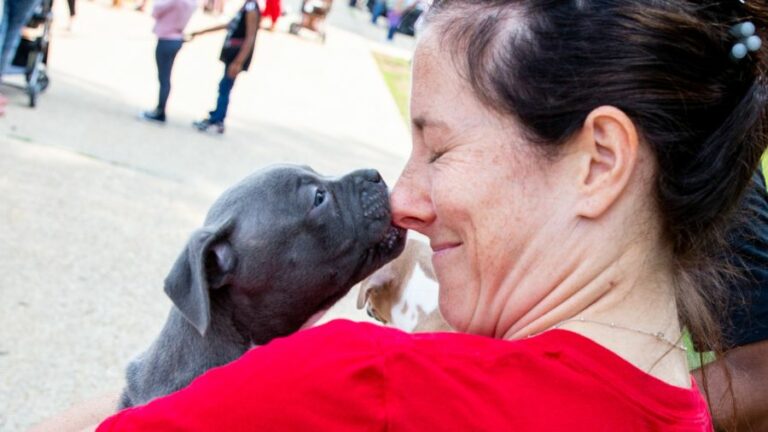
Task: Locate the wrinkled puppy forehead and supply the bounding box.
[203,165,323,223]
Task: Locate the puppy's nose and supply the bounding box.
[356,169,383,184]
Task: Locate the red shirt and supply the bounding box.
[98,320,713,431]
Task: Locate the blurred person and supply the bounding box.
[384,0,404,40]
[138,0,197,123]
[293,0,331,34]
[370,0,384,24]
[189,0,259,134]
[385,0,419,41]
[261,0,279,31]
[202,0,223,15]
[385,0,422,40]
[66,0,75,30]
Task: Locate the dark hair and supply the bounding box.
[424,0,767,425]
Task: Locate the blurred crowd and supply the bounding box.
[348,0,429,41]
[1,0,416,126]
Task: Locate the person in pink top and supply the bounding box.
[139,0,197,123]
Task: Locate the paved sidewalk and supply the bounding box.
[0,0,414,429]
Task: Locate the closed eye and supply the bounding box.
[428,150,446,164]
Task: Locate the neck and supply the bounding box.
[493,223,690,387]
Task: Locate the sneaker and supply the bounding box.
[139,109,166,123]
[193,118,225,134]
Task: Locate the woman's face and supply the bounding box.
[391,32,574,336]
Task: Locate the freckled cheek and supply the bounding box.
[429,175,475,225]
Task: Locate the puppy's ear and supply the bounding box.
[356,282,375,310]
[164,219,236,336]
[357,265,395,309]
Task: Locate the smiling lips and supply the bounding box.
[431,242,462,256]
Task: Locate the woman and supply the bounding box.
[138,0,197,123]
[44,1,768,430]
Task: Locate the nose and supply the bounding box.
[390,163,434,232]
[353,169,383,184]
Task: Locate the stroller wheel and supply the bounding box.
[320,31,326,43]
[289,23,300,35]
[38,71,49,92]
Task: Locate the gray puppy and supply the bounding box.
[119,164,405,409]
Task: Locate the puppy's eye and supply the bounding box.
[313,189,327,207]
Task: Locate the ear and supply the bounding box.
[356,283,373,310]
[356,265,396,309]
[164,219,236,336]
[572,106,639,219]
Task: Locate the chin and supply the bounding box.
[437,281,470,333]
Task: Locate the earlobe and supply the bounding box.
[576,106,639,219]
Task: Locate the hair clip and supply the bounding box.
[730,21,762,61]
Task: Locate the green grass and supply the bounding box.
[372,52,412,126]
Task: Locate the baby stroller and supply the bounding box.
[8,0,53,107]
[288,0,332,43]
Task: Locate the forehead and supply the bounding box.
[411,31,519,136]
[263,165,321,188]
[411,31,463,106]
[207,166,320,216]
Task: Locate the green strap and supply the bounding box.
[762,154,767,187]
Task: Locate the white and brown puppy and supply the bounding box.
[357,237,451,332]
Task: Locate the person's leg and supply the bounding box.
[208,68,236,123]
[156,39,182,114]
[195,67,234,132]
[0,0,42,74]
[66,0,75,28]
[371,0,384,24]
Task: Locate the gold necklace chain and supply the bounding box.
[554,316,688,352]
